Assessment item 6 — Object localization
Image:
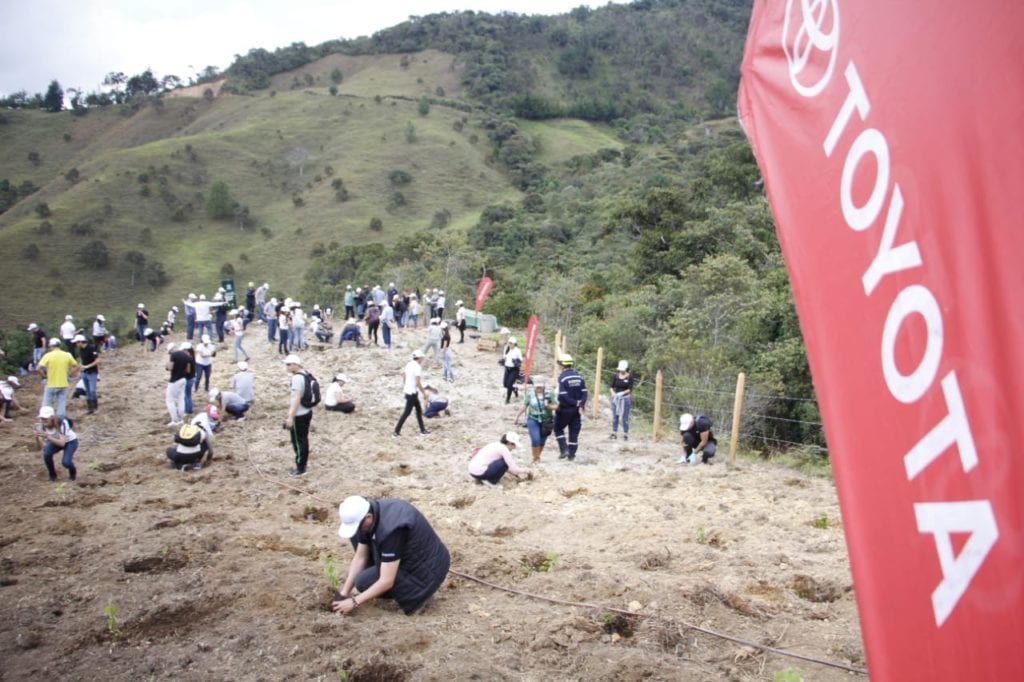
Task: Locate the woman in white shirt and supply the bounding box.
[502,337,523,404]
[324,374,355,413]
[194,334,216,396]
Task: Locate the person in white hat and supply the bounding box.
[501,336,523,404]
[38,338,78,420]
[74,334,101,414]
[324,374,354,413]
[135,303,149,345]
[222,361,254,419]
[34,405,79,482]
[165,341,193,426]
[26,323,48,370]
[343,285,355,320]
[421,318,442,360]
[255,282,270,323]
[228,309,250,362]
[609,360,635,441]
[468,431,530,485]
[454,300,466,343]
[677,413,717,465]
[331,495,450,616]
[393,350,428,437]
[0,375,25,422]
[284,354,315,476]
[59,315,77,354]
[91,314,109,350]
[407,293,422,328]
[513,378,557,463]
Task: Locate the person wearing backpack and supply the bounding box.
[165,420,213,471]
[284,354,317,476]
[34,405,78,482]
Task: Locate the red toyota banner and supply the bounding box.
[474,276,493,314]
[739,1,1024,679]
[522,314,540,381]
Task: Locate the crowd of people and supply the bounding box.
[3,278,719,620]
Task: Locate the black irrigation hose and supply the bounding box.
[449,569,868,675]
[242,416,867,676]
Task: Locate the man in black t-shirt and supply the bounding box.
[331,496,450,616]
[75,335,100,414]
[164,343,193,426]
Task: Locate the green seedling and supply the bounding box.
[696,526,707,545]
[813,514,829,529]
[322,554,340,590]
[774,667,803,682]
[104,603,123,637]
[160,544,172,557]
[539,552,559,572]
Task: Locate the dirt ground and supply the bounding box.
[0,321,865,681]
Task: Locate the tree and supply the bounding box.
[43,80,63,112]
[330,68,343,84]
[145,261,169,288]
[124,250,146,286]
[417,96,430,116]
[126,69,160,98]
[78,240,110,269]
[206,180,234,219]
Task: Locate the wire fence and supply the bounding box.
[576,358,828,458]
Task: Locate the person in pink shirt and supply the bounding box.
[468,432,531,486]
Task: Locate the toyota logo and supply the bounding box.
[782,0,840,97]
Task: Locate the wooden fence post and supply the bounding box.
[729,372,746,464]
[592,347,604,419]
[653,370,664,442]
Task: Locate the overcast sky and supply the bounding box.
[0,0,602,96]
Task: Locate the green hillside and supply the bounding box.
[1,2,825,454]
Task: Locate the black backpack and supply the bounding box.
[301,371,321,408]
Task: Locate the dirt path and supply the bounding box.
[0,322,864,681]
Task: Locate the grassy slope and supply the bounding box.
[2,50,609,332]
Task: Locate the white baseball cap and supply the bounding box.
[73,334,87,343]
[680,413,694,431]
[39,406,55,419]
[617,360,629,371]
[237,361,248,371]
[48,338,61,347]
[504,431,522,447]
[284,354,302,365]
[27,323,38,331]
[411,350,424,359]
[64,314,73,321]
[338,496,371,539]
[6,376,21,387]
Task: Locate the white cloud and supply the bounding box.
[1,0,599,96]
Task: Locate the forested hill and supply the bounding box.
[0,1,825,454]
[223,0,750,124]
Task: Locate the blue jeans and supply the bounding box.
[42,387,68,419]
[471,458,509,485]
[194,364,212,394]
[196,320,213,339]
[184,377,195,414]
[82,372,98,403]
[186,314,196,340]
[382,324,392,348]
[233,334,249,361]
[267,318,278,342]
[43,438,78,481]
[527,418,552,448]
[611,394,632,434]
[278,329,290,354]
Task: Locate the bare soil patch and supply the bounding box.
[0,323,863,680]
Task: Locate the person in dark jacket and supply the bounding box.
[332,496,450,616]
[554,353,588,461]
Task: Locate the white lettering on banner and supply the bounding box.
[861,186,923,295]
[914,501,999,627]
[903,372,978,479]
[881,284,943,404]
[783,0,841,98]
[781,0,998,627]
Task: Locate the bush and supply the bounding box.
[388,170,412,185]
[329,85,338,96]
[220,263,235,276]
[22,243,40,260]
[206,180,234,219]
[387,191,406,210]
[487,291,532,327]
[417,96,430,116]
[77,240,110,269]
[330,68,343,84]
[369,217,383,231]
[35,203,51,218]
